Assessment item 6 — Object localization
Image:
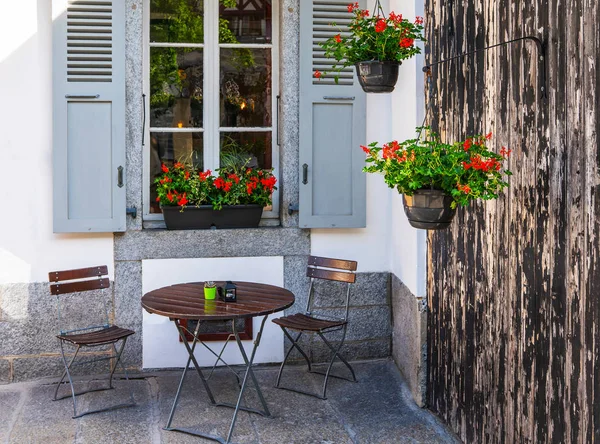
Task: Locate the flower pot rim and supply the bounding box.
[161,203,264,211]
[355,60,402,65]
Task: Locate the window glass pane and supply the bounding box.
[150,48,203,128]
[220,132,272,170]
[150,0,204,44]
[219,0,272,44]
[149,132,204,213]
[220,49,271,127]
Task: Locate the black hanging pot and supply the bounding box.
[402,189,456,230]
[355,61,400,93]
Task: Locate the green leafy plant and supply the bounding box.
[362,128,512,208]
[155,162,277,210]
[315,2,425,83]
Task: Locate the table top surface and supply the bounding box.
[141,281,295,320]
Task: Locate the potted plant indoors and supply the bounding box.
[155,162,277,230]
[314,2,425,93]
[362,128,512,229]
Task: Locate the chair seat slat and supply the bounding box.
[273,313,346,332]
[58,325,135,346]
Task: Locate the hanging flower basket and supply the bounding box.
[355,61,400,93]
[362,128,512,230]
[402,189,456,230]
[313,2,425,93]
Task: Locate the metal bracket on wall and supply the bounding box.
[288,203,299,215]
[126,207,137,219]
[422,36,547,99]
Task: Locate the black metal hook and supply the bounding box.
[373,0,386,18]
[423,36,547,99]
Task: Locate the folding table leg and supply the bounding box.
[166,320,217,430]
[226,315,271,443]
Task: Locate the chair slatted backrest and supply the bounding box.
[48,265,110,335]
[306,256,357,320]
[49,265,109,295]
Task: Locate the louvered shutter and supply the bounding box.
[52,0,126,232]
[299,0,366,228]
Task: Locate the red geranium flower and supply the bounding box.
[161,164,169,173]
[375,19,386,33]
[400,37,414,48]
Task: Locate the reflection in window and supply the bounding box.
[220,0,272,44]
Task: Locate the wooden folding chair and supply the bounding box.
[273,256,358,399]
[48,265,136,418]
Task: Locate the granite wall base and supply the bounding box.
[391,274,427,406]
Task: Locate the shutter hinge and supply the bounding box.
[288,203,299,215]
[126,207,137,219]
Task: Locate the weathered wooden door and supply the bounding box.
[425,0,600,442]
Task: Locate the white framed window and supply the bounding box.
[143,0,279,220]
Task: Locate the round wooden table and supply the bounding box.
[141,281,295,444]
[142,281,295,320]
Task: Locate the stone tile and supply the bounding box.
[12,354,122,383]
[250,368,353,444]
[0,361,459,444]
[76,379,151,444]
[325,361,458,444]
[0,391,21,442]
[9,384,78,443]
[154,370,259,443]
[283,255,310,315]
[0,359,11,384]
[293,306,391,342]
[0,282,114,357]
[312,272,389,308]
[114,261,143,368]
[124,0,144,232]
[307,338,391,363]
[114,228,310,261]
[280,0,301,229]
[391,274,427,406]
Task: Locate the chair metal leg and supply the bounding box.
[57,341,81,417]
[111,339,136,407]
[54,338,136,418]
[275,329,311,389]
[275,324,357,400]
[316,328,354,399]
[317,329,357,383]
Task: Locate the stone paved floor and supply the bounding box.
[0,360,459,444]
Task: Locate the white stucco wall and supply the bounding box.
[0,0,114,284]
[311,0,426,295]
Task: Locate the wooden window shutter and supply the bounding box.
[298,0,367,228]
[52,0,126,232]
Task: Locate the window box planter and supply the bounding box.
[161,205,263,230]
[402,189,456,230]
[355,61,400,93]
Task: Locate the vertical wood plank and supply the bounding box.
[425,0,598,441]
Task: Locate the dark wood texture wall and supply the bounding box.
[425,0,600,442]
